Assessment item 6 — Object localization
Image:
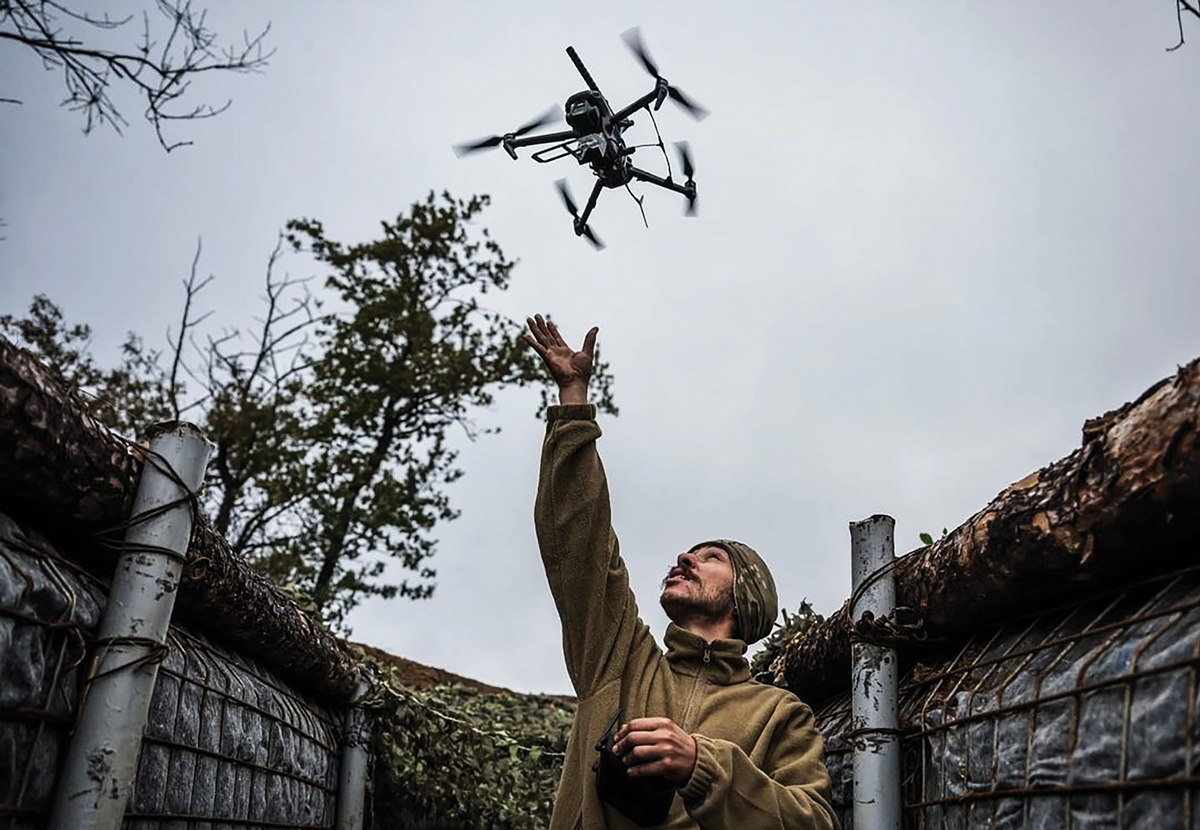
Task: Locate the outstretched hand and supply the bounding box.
[524,314,599,405]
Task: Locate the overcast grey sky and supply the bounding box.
[3,2,1199,696]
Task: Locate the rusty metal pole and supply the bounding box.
[48,423,212,830]
[850,514,901,830]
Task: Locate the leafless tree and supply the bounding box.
[1168,0,1200,50]
[1,0,272,150]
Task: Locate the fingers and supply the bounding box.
[611,720,697,784]
[522,332,547,357]
[547,319,568,347]
[581,326,599,360]
[525,314,552,346]
[525,315,599,355]
[615,717,672,744]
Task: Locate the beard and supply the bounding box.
[659,578,735,623]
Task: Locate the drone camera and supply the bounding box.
[565,90,609,135]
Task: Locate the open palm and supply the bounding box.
[524,314,598,390]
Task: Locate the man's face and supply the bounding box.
[659,545,736,624]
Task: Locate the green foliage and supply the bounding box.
[919,528,949,547]
[749,599,825,681]
[278,192,617,623]
[2,192,617,631]
[365,660,575,829]
[0,294,174,435]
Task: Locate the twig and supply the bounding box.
[167,237,213,418]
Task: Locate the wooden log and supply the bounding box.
[0,336,362,703]
[781,357,1200,706]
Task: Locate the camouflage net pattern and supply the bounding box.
[813,564,1200,830]
[363,654,576,830]
[0,511,342,829]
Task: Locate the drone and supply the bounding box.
[453,28,707,250]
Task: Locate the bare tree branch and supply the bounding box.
[2,0,272,150]
[167,236,213,418]
[1168,0,1200,51]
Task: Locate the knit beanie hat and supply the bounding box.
[688,539,778,644]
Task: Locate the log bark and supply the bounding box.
[781,357,1200,706]
[0,336,362,703]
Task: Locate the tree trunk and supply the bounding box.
[779,356,1200,706]
[314,396,399,608]
[0,336,363,703]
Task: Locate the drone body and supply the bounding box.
[454,29,706,249]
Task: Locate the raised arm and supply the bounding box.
[527,315,647,697]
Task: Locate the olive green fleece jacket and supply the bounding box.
[535,404,838,830]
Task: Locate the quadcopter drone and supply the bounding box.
[454,28,707,250]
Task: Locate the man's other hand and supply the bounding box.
[612,717,698,786]
[524,314,598,405]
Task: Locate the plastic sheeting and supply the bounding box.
[0,511,343,828]
[814,565,1200,830]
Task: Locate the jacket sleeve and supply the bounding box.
[678,700,839,830]
[534,404,644,698]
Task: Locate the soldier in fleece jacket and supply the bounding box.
[525,315,838,830]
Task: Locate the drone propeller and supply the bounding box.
[556,179,604,249]
[675,142,698,216]
[621,28,709,120]
[453,107,562,157]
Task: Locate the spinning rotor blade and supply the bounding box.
[675,142,698,216]
[621,27,710,120]
[667,87,708,121]
[453,106,562,157]
[556,178,580,218]
[580,225,604,249]
[555,179,605,250]
[675,141,695,181]
[622,26,660,79]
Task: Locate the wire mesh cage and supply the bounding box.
[0,511,343,829]
[814,564,1200,830]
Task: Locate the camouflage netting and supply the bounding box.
[362,653,575,830]
[814,564,1200,829]
[0,511,343,829]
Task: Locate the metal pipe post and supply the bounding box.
[49,422,212,830]
[850,514,902,830]
[336,681,373,830]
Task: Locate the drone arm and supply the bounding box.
[578,179,604,228]
[610,88,665,124]
[628,166,692,196]
[566,46,601,93]
[507,129,577,150]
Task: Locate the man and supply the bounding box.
[525,315,838,830]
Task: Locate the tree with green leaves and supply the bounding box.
[1,191,617,630]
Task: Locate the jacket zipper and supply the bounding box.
[680,645,712,732]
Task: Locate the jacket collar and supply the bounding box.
[663,623,751,685]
